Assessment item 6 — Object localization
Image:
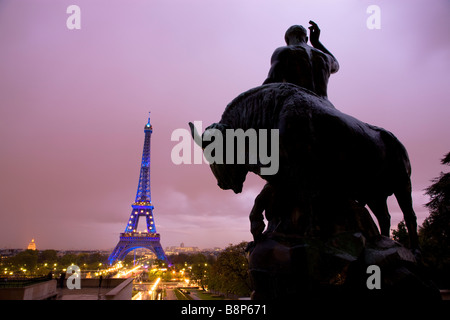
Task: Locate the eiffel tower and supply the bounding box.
[108,114,168,265]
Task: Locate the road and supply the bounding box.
[111,263,199,300]
[164,287,178,300]
[164,285,202,300]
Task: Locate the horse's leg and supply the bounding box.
[367,196,391,237]
[394,182,419,250]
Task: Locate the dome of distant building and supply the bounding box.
[27,239,36,250]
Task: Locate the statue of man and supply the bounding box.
[263,21,339,99]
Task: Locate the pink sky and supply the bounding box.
[0,0,449,250]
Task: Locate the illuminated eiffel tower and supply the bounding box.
[108,114,168,265]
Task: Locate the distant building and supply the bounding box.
[165,243,199,255]
[27,239,36,251]
[0,249,23,258]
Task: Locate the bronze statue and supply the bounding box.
[189,83,418,250]
[263,21,339,99]
[188,21,440,300]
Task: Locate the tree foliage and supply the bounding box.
[2,250,109,276]
[392,220,409,247]
[207,242,251,297]
[168,253,215,266]
[390,152,450,288]
[8,250,39,270]
[419,152,450,288]
[424,152,450,216]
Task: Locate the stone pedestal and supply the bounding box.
[247,200,441,300]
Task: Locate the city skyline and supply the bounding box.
[0,0,449,251]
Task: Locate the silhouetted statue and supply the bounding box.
[190,83,418,250]
[188,20,440,301]
[263,21,339,99]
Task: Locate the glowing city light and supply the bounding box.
[148,277,161,298]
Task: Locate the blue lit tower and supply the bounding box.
[108,114,168,265]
